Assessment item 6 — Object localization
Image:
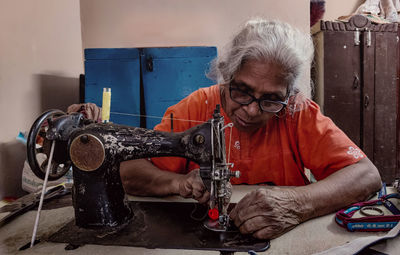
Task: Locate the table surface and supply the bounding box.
[0,186,399,255]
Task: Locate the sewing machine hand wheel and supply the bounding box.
[27,109,72,180]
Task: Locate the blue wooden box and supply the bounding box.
[84,47,217,128]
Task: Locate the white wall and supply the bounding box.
[80,0,310,51]
[0,0,83,198]
[324,0,364,21]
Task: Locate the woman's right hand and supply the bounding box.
[178,169,210,204]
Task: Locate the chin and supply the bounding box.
[233,120,260,133]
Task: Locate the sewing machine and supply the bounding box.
[6,103,396,253]
[25,105,271,253]
[27,105,269,252]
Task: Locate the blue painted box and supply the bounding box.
[84,46,217,128]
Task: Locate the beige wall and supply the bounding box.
[324,0,364,21]
[0,0,83,198]
[0,0,310,198]
[80,0,310,51]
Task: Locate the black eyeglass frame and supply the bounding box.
[228,82,290,113]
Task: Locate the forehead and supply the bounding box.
[234,60,288,94]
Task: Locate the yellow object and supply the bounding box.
[101,88,111,123]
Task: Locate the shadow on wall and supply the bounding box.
[35,74,80,113]
[0,74,80,199]
[0,141,27,199]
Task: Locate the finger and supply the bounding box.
[230,200,254,222]
[197,191,210,204]
[192,181,205,193]
[192,187,204,199]
[237,201,273,225]
[232,190,272,226]
[230,192,254,219]
[253,226,279,240]
[180,182,193,198]
[231,199,257,227]
[229,204,238,219]
[181,191,192,198]
[232,209,246,227]
[238,216,266,235]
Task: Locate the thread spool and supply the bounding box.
[102,88,111,123]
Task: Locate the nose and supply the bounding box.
[242,101,260,117]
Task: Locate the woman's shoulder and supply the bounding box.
[191,84,221,111]
[197,84,221,98]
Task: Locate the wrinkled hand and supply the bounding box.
[178,169,210,204]
[229,187,302,239]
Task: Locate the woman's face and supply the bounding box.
[221,59,289,133]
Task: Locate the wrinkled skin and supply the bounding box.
[178,169,210,204]
[179,169,233,208]
[228,158,381,240]
[229,187,302,239]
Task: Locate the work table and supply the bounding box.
[1,186,399,254]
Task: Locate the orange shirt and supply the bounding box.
[151,85,366,186]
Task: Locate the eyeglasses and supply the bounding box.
[229,82,289,113]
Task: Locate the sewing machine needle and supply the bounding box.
[30,140,56,248]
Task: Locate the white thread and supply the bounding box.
[227,125,233,164]
[110,111,204,124]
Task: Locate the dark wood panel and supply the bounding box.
[323,31,362,146]
[374,32,398,183]
[362,30,376,160]
[398,28,400,182]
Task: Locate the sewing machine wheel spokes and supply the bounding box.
[27,109,72,180]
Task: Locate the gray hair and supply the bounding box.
[208,18,314,98]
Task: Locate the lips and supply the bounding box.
[234,114,256,128]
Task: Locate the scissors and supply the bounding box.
[0,184,70,227]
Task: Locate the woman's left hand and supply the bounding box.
[229,187,303,239]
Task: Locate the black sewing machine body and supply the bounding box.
[69,119,214,229]
[27,107,236,230]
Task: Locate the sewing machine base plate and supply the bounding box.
[48,201,270,252]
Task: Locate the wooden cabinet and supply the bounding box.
[312,15,400,183]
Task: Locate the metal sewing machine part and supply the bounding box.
[26,105,239,232]
[202,105,240,231]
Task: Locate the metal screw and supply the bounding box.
[80,135,89,144]
[230,171,241,178]
[193,134,205,145]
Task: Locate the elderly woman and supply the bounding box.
[120,18,381,239]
